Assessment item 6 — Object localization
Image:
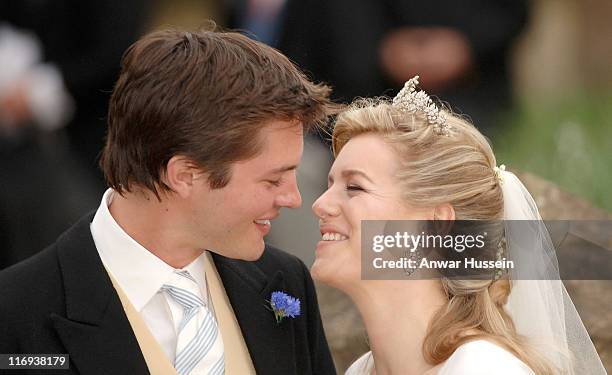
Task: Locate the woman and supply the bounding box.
[311,76,606,374]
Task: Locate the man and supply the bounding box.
[0,27,336,375]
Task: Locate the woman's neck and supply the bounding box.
[347,280,446,375]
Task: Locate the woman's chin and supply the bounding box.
[311,260,351,292]
[310,259,336,285]
[310,259,325,281]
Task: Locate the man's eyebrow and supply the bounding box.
[328,169,374,184]
[267,164,299,174]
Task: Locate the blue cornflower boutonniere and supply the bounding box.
[269,291,301,324]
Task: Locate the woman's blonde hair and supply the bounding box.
[332,98,554,375]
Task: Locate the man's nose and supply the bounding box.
[277,177,302,209]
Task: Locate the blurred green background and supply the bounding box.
[494,93,612,212]
[494,0,612,213]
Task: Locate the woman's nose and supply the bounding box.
[312,188,338,219]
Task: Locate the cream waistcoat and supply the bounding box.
[107,251,256,375]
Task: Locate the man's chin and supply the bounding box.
[242,251,264,261]
[211,240,265,261]
[240,241,266,262]
[245,240,266,261]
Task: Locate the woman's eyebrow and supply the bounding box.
[328,169,374,184]
[341,169,374,183]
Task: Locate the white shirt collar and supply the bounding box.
[90,188,207,311]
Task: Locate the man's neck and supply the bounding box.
[108,190,203,269]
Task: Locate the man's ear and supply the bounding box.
[434,203,455,221]
[165,156,201,198]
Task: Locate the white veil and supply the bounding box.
[501,170,607,374]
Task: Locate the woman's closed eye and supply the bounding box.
[346,184,366,193]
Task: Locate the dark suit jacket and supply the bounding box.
[0,213,336,375]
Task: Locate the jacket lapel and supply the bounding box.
[212,250,297,374]
[51,214,149,375]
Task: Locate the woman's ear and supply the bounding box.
[434,203,455,221]
[431,203,455,235]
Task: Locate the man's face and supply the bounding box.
[190,119,304,260]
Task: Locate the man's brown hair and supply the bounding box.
[101,26,334,198]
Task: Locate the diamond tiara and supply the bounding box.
[392,75,452,136]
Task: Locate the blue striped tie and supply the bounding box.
[162,270,224,375]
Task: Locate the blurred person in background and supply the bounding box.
[0,1,148,269]
[0,0,149,171]
[226,0,528,134]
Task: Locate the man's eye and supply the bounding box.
[267,179,282,187]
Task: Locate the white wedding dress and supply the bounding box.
[345,340,535,375]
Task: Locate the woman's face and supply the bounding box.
[311,133,432,288]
